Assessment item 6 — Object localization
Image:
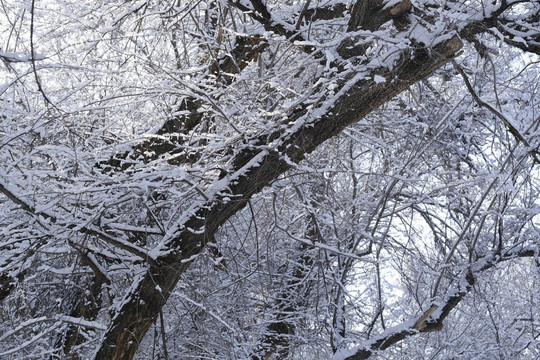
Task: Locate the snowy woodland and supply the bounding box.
[0,0,539,359]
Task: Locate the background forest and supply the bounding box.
[1,0,540,359]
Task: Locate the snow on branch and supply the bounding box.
[0,180,150,261]
[337,246,539,360]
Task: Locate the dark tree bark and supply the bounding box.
[94,34,464,359]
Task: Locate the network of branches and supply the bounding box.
[0,1,539,359]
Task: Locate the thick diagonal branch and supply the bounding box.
[103,0,415,172]
[93,35,463,360]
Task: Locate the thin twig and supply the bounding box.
[160,311,169,360]
[30,0,55,108]
[296,0,312,30]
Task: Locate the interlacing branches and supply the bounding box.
[0,1,539,359]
